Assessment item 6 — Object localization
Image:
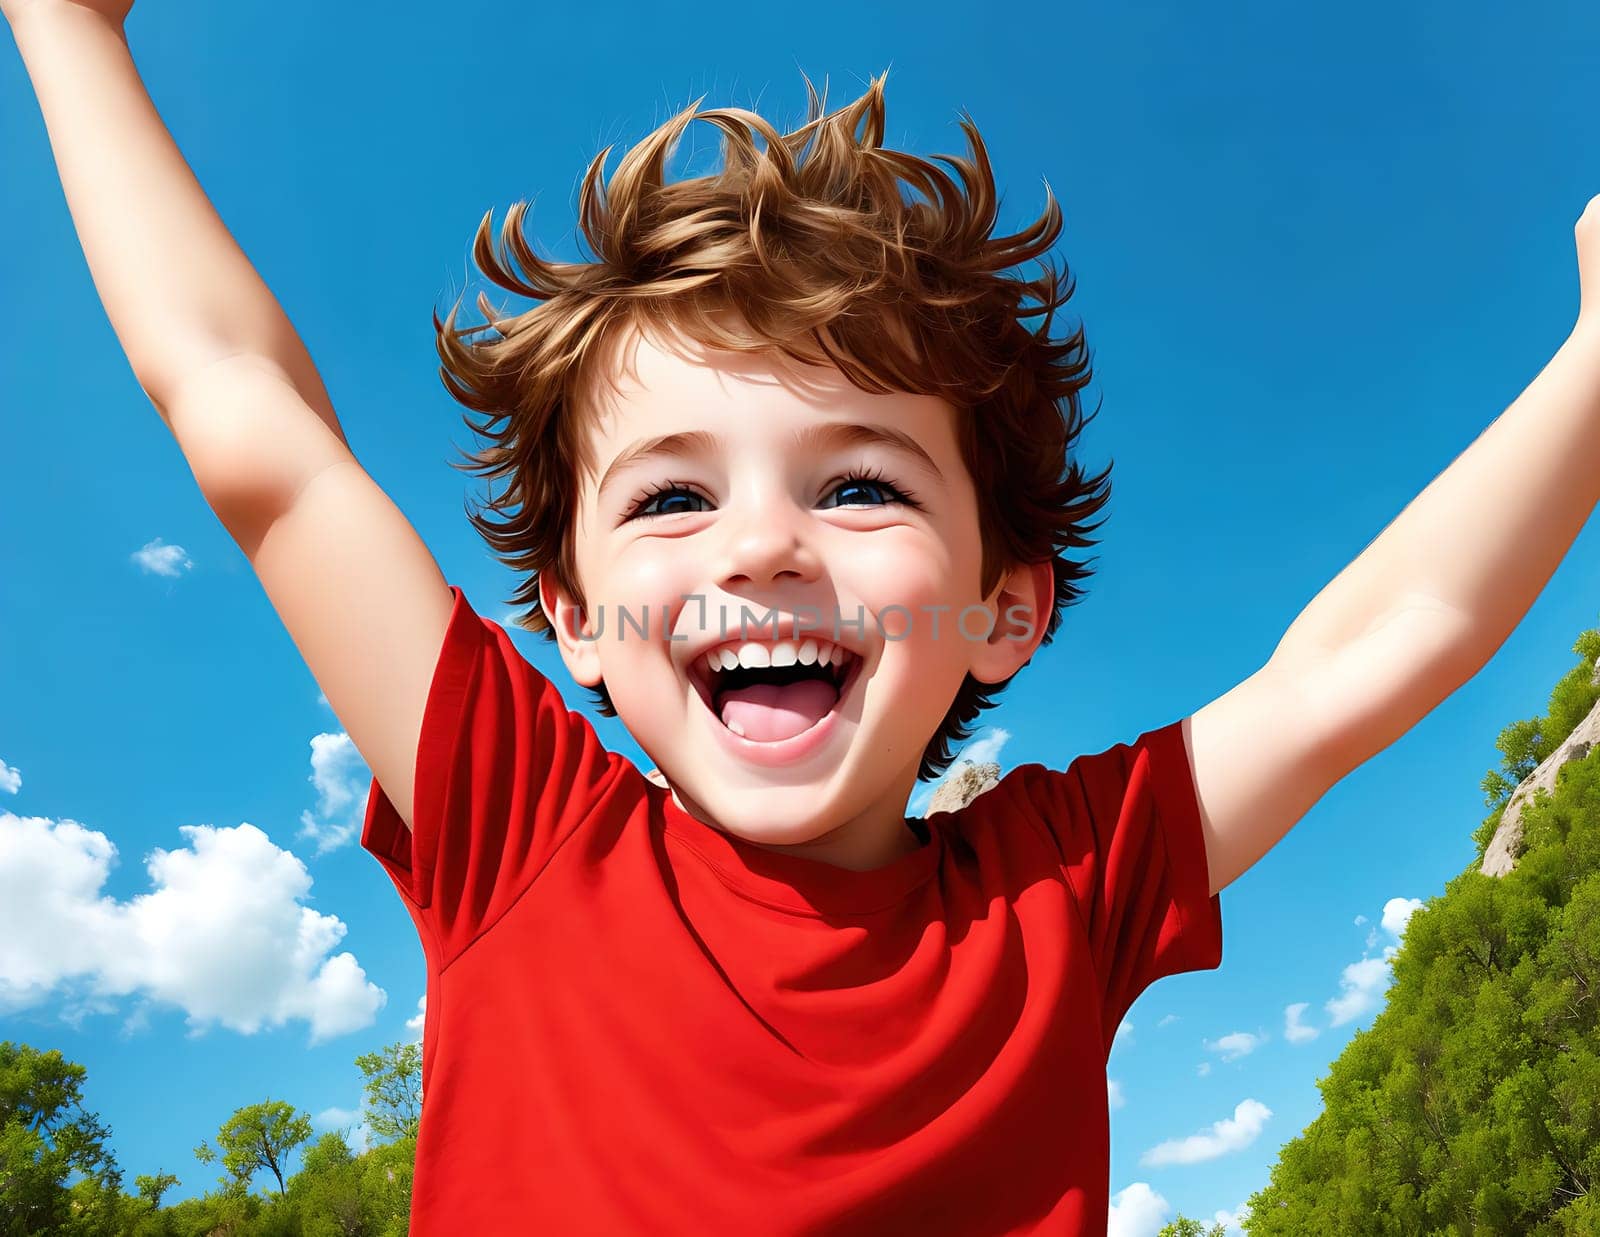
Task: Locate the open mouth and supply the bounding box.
[688,643,864,744]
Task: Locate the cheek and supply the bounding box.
[837,532,969,615]
[603,540,698,606]
[836,534,991,675]
[590,543,697,698]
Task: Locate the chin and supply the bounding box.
[700,783,840,834]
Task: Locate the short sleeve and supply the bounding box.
[361,584,627,963]
[1013,718,1223,1055]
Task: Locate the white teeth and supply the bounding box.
[700,639,855,675]
[726,719,746,737]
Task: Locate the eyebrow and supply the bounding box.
[595,421,946,505]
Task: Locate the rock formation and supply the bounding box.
[1480,653,1600,877]
[925,760,1001,816]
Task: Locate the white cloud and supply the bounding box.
[315,1104,361,1127]
[908,727,1012,815]
[130,537,194,577]
[1325,956,1390,1026]
[952,728,1012,769]
[1107,1182,1170,1237]
[1140,1098,1272,1166]
[1158,1013,1179,1028]
[1108,1078,1125,1110]
[1213,1202,1252,1235]
[1284,1002,1319,1044]
[312,1105,372,1155]
[1325,896,1424,1028]
[297,732,371,854]
[1203,1031,1264,1062]
[1197,1061,1211,1077]
[0,758,20,796]
[1381,896,1424,941]
[0,813,384,1042]
[406,994,426,1042]
[1353,914,1368,926]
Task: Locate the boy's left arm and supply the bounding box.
[1189,195,1600,896]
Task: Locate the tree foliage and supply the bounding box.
[195,1102,313,1198]
[353,1042,420,1144]
[1159,1217,1227,1236]
[0,1040,420,1235]
[1248,624,1600,1234]
[0,1040,122,1235]
[1474,628,1600,863]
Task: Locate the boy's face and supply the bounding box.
[542,323,1050,870]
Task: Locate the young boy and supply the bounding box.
[13,1,1600,1231]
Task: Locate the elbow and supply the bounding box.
[1278,611,1488,778]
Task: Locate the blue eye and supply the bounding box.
[820,476,904,508]
[630,486,709,519]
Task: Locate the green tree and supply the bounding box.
[163,1186,262,1237]
[357,1135,414,1236]
[1158,1218,1226,1236]
[0,1041,122,1235]
[353,1042,421,1143]
[195,1101,312,1198]
[0,1042,418,1234]
[1474,628,1600,862]
[287,1130,369,1236]
[1248,622,1600,1234]
[134,1170,179,1209]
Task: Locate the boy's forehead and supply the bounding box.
[574,321,886,470]
[587,321,857,421]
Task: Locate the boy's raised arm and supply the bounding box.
[8,0,458,835]
[6,0,341,443]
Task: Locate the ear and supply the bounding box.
[539,571,605,688]
[967,559,1054,685]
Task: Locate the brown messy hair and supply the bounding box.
[435,73,1113,783]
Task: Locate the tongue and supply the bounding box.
[718,680,839,742]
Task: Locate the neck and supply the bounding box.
[668,768,926,872]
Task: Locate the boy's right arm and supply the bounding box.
[165,355,455,836]
[9,1,451,832]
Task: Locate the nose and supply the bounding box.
[715,488,823,589]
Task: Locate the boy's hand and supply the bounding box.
[1575,193,1600,334]
[2,0,132,32]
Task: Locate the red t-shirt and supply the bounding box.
[362,585,1223,1235]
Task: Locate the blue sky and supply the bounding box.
[4,0,1599,1229]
